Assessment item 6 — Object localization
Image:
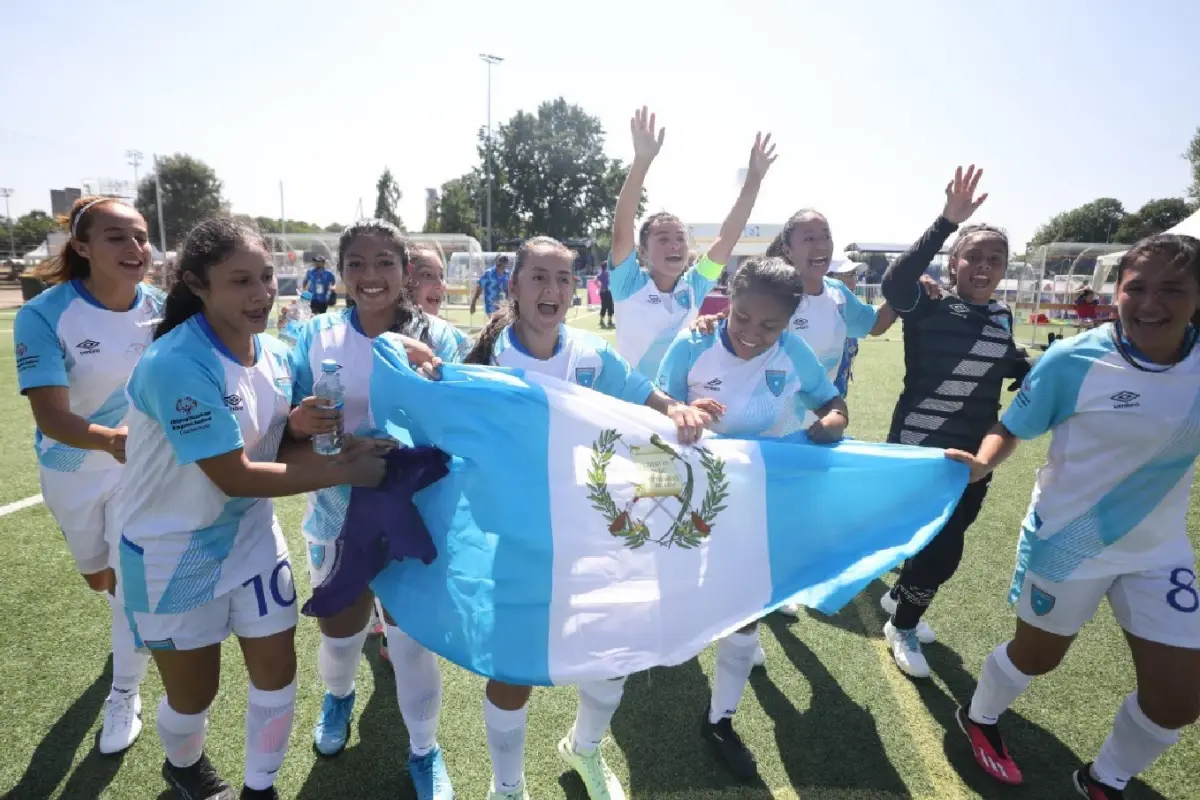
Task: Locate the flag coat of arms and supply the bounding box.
[368,337,968,685]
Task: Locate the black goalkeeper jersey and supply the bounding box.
[881,217,1033,452]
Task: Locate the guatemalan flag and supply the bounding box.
[368,336,968,686]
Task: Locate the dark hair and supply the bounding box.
[637,211,684,252]
[337,218,433,342]
[463,235,575,365]
[729,256,804,317]
[765,208,826,264]
[1115,233,1200,286]
[31,196,129,284]
[946,223,1009,280]
[154,216,269,340]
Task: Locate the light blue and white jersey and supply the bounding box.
[491,324,653,405]
[610,250,724,379]
[1004,325,1200,582]
[113,315,293,614]
[292,307,465,543]
[657,323,839,437]
[790,277,877,379]
[14,279,164,472]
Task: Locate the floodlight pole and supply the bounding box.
[126,150,143,193]
[480,53,504,251]
[1,188,13,258]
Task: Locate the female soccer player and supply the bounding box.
[947,234,1200,798]
[13,196,163,755]
[658,256,848,780]
[113,217,385,800]
[406,241,471,358]
[608,106,775,378]
[877,166,1032,678]
[459,236,715,800]
[288,220,463,799]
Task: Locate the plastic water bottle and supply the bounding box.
[312,359,345,455]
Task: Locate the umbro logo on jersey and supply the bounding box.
[75,339,101,354]
[1111,391,1141,408]
[949,303,970,317]
[704,378,723,390]
[793,318,809,330]
[647,295,662,304]
[224,394,245,411]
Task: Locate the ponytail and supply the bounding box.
[154,278,205,340]
[766,208,825,266]
[29,195,126,285]
[463,302,517,365]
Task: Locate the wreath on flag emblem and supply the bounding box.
[586,428,729,550]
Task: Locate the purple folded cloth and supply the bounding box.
[302,446,450,618]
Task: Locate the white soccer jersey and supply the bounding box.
[113,315,293,615]
[491,324,653,405]
[291,307,466,543]
[14,280,164,472]
[790,277,878,379]
[657,323,840,437]
[1003,324,1200,582]
[609,250,724,379]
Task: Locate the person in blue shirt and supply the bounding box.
[470,254,511,317]
[302,255,337,315]
[657,256,847,781]
[116,216,386,800]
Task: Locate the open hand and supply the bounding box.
[941,165,988,225]
[746,132,777,181]
[631,106,665,161]
[944,449,993,483]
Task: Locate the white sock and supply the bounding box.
[484,696,527,792]
[709,628,758,724]
[158,698,208,769]
[243,680,297,791]
[386,625,442,757]
[107,594,150,693]
[1090,692,1181,790]
[317,627,369,698]
[968,643,1033,725]
[571,677,627,754]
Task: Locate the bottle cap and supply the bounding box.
[320,359,339,373]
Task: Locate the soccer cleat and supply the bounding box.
[879,591,936,644]
[408,745,454,800]
[98,689,143,755]
[486,778,531,800]
[777,602,801,618]
[557,733,626,800]
[883,621,931,678]
[313,690,356,756]
[752,645,766,668]
[239,787,278,799]
[1073,763,1124,799]
[162,753,234,800]
[701,713,758,782]
[956,706,1023,786]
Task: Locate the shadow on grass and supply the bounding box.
[5,657,122,800]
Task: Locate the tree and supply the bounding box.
[374,168,404,230]
[1029,198,1126,248]
[425,174,481,240]
[1186,126,1200,205]
[324,222,345,233]
[136,153,224,249]
[1113,197,1193,243]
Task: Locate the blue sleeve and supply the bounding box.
[684,254,723,299]
[594,341,654,405]
[1001,345,1085,440]
[782,333,840,411]
[655,332,698,403]
[289,321,316,402]
[448,325,472,363]
[130,351,244,465]
[428,319,462,364]
[14,305,68,392]
[832,279,878,338]
[608,249,650,301]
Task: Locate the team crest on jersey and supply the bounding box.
[15,343,26,357]
[175,396,198,414]
[765,370,786,397]
[309,543,326,569]
[1029,584,1056,616]
[675,291,691,311]
[587,429,728,551]
[575,367,596,388]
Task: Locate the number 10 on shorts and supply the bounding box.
[243,560,297,617]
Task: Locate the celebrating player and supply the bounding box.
[13,196,163,755]
[608,107,775,378]
[406,241,471,358]
[657,256,847,780]
[113,217,385,799]
[947,234,1200,797]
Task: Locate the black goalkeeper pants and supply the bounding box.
[890,476,991,630]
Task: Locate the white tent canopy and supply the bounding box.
[1093,208,1200,289]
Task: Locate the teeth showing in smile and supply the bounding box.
[120,260,142,268]
[360,287,385,296]
[738,338,758,349]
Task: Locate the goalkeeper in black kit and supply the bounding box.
[877,166,1034,678]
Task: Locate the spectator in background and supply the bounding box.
[470,254,511,317]
[302,255,337,315]
[597,260,614,328]
[1074,287,1100,330]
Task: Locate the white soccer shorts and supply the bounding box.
[39,466,121,575]
[1014,562,1200,649]
[129,557,299,652]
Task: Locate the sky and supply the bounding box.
[2,0,1198,252]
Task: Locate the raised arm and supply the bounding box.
[705,133,777,268]
[611,107,665,266]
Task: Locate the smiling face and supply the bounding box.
[1117,251,1199,362]
[406,248,447,316]
[783,213,834,284]
[641,216,690,281]
[189,241,276,337]
[73,203,152,285]
[341,234,406,316]
[512,243,576,336]
[950,232,1007,304]
[726,290,795,360]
